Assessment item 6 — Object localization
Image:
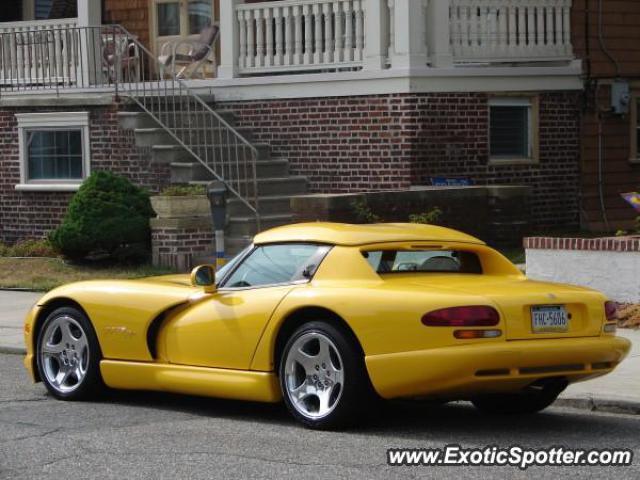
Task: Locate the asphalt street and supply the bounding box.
[1,353,638,480]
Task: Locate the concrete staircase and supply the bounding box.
[118,108,308,254]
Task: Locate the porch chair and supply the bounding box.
[158,23,219,80]
[102,33,141,84]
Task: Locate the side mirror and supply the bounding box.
[190,265,217,293]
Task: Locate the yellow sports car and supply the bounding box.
[23,223,630,429]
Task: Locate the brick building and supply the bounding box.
[0,0,597,250]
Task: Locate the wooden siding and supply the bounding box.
[572,0,640,231]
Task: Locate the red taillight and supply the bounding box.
[604,301,618,321]
[421,306,500,327]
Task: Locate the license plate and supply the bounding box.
[531,305,569,333]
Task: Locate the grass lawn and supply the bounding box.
[0,257,177,292]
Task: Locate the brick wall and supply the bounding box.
[220,91,580,228]
[151,226,215,271]
[0,104,169,244]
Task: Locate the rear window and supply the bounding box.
[362,250,482,274]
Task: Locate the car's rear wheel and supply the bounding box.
[36,306,104,400]
[279,321,372,429]
[471,379,567,415]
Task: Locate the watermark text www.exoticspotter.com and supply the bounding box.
[387,445,633,470]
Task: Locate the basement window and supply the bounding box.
[15,112,90,192]
[489,97,538,164]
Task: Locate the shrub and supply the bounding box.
[160,184,206,196]
[6,239,58,257]
[408,208,443,225]
[49,171,154,263]
[351,198,383,223]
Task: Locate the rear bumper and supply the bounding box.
[365,335,631,400]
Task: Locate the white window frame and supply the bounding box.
[488,96,539,165]
[15,112,91,192]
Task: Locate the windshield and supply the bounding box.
[363,250,482,274]
[216,245,253,284]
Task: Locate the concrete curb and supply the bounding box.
[0,345,26,355]
[555,397,640,416]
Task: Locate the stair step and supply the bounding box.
[165,110,238,128]
[152,143,271,165]
[170,158,289,182]
[190,176,308,197]
[118,112,159,130]
[135,128,179,147]
[119,110,238,131]
[227,213,294,237]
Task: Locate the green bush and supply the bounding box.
[351,198,383,223]
[49,171,154,263]
[160,184,206,196]
[4,239,58,257]
[408,208,443,225]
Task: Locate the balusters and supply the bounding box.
[387,0,395,60]
[265,7,274,67]
[284,6,293,65]
[562,0,572,55]
[275,6,283,66]
[355,0,364,62]
[304,3,313,65]
[293,4,303,65]
[256,9,265,67]
[343,1,353,62]
[323,2,333,64]
[238,9,247,69]
[313,2,322,64]
[334,1,344,63]
[536,4,544,49]
[246,9,255,68]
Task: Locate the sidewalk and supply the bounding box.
[1,290,638,414]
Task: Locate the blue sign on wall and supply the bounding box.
[430,177,472,187]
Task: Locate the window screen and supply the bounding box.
[26,130,83,180]
[490,102,531,158]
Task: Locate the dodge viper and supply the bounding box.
[23,223,631,429]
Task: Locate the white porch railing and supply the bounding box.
[235,0,366,74]
[0,18,80,87]
[449,0,573,63]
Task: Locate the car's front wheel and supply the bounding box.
[36,306,104,400]
[471,379,567,415]
[279,321,372,429]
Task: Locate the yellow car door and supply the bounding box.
[162,243,331,370]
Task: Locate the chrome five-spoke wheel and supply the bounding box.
[39,314,90,394]
[279,320,375,430]
[37,306,103,400]
[283,332,345,420]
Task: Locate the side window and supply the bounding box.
[223,244,330,288]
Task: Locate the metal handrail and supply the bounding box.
[0,23,260,228]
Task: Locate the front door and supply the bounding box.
[150,0,217,76]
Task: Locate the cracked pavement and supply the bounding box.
[1,353,639,479]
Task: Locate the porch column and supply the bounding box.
[77,0,102,26]
[391,0,428,70]
[77,0,102,87]
[425,0,453,67]
[219,0,244,79]
[363,0,389,71]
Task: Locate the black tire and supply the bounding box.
[36,306,105,400]
[278,321,373,430]
[471,379,567,415]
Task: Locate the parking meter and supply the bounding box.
[207,181,227,268]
